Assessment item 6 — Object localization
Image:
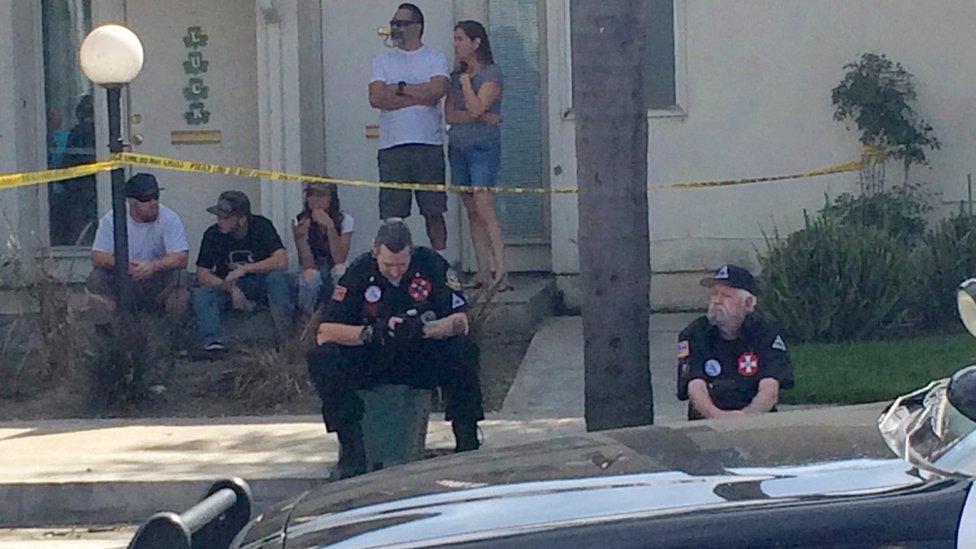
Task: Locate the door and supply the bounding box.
[321,1,459,262]
[125,0,260,269]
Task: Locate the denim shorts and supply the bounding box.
[449,141,501,188]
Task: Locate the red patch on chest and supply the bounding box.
[737,352,759,377]
[408,276,432,302]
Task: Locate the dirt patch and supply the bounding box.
[0,322,532,421]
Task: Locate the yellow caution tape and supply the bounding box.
[0,151,863,194]
[0,161,120,191]
[645,160,863,190]
[115,152,862,193]
[114,152,575,194]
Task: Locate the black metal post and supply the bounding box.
[107,86,132,314]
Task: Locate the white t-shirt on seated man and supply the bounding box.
[370,44,450,150]
[92,203,189,262]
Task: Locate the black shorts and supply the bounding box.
[378,144,447,218]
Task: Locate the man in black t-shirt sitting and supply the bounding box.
[192,190,295,352]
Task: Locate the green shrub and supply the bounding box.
[759,214,917,342]
[820,185,929,244]
[914,214,976,328]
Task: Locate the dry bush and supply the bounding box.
[0,220,90,398]
[228,314,319,409]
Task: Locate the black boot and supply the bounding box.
[331,422,367,480]
[452,420,480,453]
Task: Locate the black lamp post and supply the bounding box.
[79,25,144,314]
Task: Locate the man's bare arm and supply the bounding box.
[402,76,449,105]
[91,250,114,270]
[241,249,288,274]
[196,266,226,289]
[688,379,724,419]
[317,322,368,347]
[369,81,431,111]
[422,312,469,339]
[742,378,780,414]
[153,251,189,271]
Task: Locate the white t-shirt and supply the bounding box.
[370,45,450,150]
[339,212,355,234]
[92,204,189,262]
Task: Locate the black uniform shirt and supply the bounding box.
[678,314,794,411]
[323,247,468,328]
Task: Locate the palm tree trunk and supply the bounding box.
[571,0,653,430]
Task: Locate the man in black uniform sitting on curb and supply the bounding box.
[308,220,483,479]
[676,264,794,420]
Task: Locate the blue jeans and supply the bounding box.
[297,263,335,315]
[449,141,501,187]
[192,271,294,345]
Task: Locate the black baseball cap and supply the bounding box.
[700,264,761,295]
[206,190,251,217]
[125,173,161,200]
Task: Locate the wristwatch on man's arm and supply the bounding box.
[396,81,406,96]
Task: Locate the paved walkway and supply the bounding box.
[500,313,699,421]
[0,413,586,528]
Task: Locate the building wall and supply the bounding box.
[548,0,976,309]
[0,1,45,281]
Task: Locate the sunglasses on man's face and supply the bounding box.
[390,19,419,28]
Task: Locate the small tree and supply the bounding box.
[832,53,941,187]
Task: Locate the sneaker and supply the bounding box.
[203,342,226,352]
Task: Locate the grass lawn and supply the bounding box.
[782,331,976,405]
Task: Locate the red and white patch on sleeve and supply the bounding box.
[331,284,348,302]
[737,352,759,377]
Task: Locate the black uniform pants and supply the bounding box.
[307,335,484,433]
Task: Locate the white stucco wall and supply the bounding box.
[548,0,976,308]
[0,0,45,266]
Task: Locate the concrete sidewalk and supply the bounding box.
[0,414,586,527]
[500,313,700,421]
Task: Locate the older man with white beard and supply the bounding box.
[676,265,795,420]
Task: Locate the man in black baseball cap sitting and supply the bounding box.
[192,190,294,352]
[675,264,795,420]
[87,172,191,325]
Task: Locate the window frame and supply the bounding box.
[560,0,687,121]
[34,0,116,252]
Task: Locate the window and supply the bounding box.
[42,0,96,247]
[643,0,677,110]
[489,0,546,240]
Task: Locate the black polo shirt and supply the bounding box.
[678,314,794,411]
[323,247,468,327]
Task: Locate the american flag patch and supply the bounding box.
[677,340,690,359]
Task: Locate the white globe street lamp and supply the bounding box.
[79,24,144,86]
[79,24,145,316]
